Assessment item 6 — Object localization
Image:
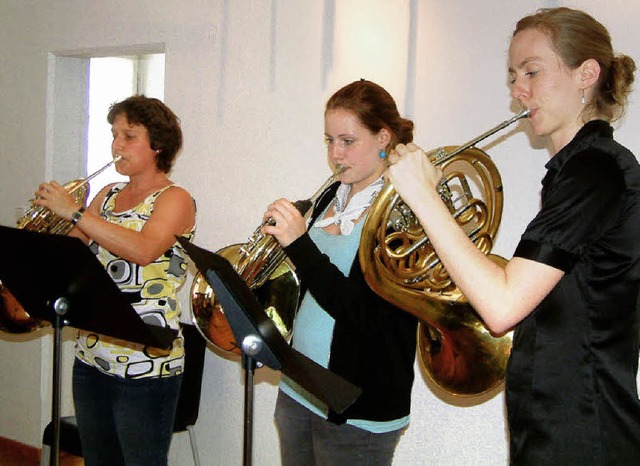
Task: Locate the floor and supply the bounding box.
[0,437,83,466]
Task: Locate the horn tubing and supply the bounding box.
[261,164,345,229]
[67,154,123,195]
[431,109,530,165]
[4,154,124,334]
[359,110,530,395]
[191,163,346,355]
[306,164,345,206]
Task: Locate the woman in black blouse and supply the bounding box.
[389,7,640,465]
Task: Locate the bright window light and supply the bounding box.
[86,54,165,202]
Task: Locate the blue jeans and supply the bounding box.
[274,390,404,466]
[72,358,182,466]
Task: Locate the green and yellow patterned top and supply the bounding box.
[75,182,195,379]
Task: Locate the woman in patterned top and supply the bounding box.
[35,95,196,466]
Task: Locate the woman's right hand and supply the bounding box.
[261,199,307,247]
[33,181,82,221]
[387,142,444,211]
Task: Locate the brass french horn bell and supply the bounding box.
[0,281,48,334]
[360,110,529,396]
[191,166,344,354]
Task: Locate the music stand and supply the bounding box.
[0,226,177,466]
[177,238,362,466]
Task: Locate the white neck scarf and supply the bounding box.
[313,176,385,235]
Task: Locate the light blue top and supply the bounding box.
[280,213,409,433]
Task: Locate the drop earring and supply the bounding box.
[581,90,586,105]
[379,149,387,159]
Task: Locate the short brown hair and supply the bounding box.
[107,95,183,173]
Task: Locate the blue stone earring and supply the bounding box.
[379,149,387,159]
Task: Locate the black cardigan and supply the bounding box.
[283,182,418,424]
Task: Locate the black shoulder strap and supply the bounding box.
[308,181,340,227]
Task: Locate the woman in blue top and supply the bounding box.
[263,80,418,466]
[389,7,640,465]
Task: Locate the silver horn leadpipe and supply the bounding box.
[67,154,123,195]
[432,109,530,165]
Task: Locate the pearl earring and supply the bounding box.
[581,90,586,105]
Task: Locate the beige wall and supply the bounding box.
[1,1,639,464]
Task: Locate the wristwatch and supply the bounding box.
[70,206,86,226]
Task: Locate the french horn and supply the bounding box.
[191,166,344,354]
[360,110,529,396]
[0,156,121,334]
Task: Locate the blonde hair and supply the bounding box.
[514,7,636,122]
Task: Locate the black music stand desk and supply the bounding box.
[0,226,177,466]
[177,238,362,466]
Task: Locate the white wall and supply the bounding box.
[1,1,639,465]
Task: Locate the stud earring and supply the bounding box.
[379,149,387,159]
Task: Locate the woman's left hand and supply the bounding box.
[33,181,81,220]
[261,199,307,247]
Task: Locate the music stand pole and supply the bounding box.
[50,297,70,466]
[177,239,364,464]
[0,226,178,466]
[240,335,265,466]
